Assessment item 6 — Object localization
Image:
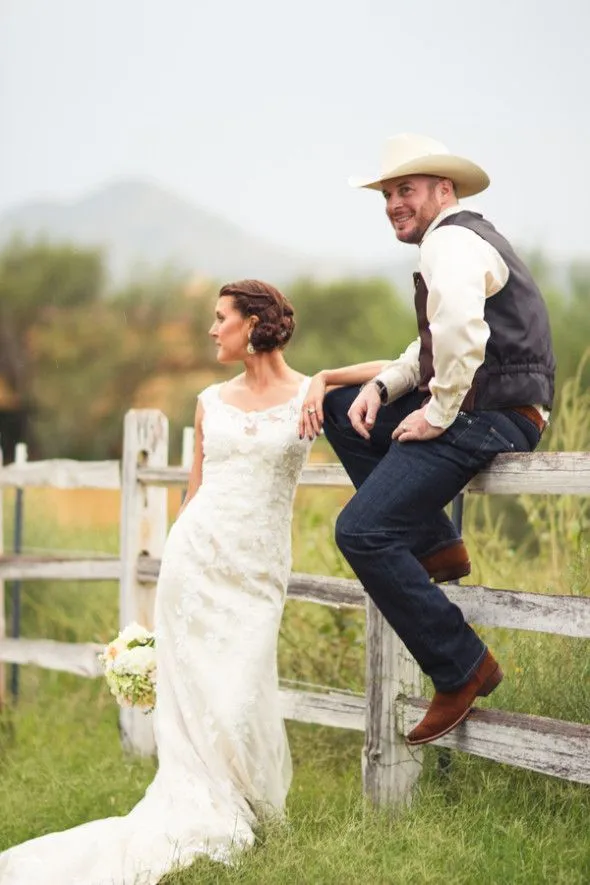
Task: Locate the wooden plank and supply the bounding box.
[119,410,168,756]
[0,459,120,490]
[0,637,103,678]
[1,451,589,496]
[137,466,188,487]
[0,555,120,581]
[397,697,590,785]
[137,463,346,489]
[2,635,588,790]
[136,555,161,582]
[363,602,422,807]
[3,634,587,789]
[467,451,590,495]
[286,572,365,608]
[445,584,590,638]
[279,687,365,731]
[0,639,365,733]
[288,576,590,638]
[311,452,590,495]
[137,452,590,495]
[135,564,590,638]
[300,463,352,487]
[138,558,365,605]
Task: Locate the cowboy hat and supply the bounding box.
[349,133,490,199]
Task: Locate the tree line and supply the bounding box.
[0,237,588,462]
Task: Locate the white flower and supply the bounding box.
[118,622,153,645]
[100,622,157,713]
[113,645,156,676]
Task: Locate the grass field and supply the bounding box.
[1,471,589,883]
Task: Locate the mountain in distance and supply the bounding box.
[0,178,416,293]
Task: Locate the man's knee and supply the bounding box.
[335,504,356,553]
[335,502,373,556]
[336,492,412,558]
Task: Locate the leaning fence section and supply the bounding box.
[1,409,590,806]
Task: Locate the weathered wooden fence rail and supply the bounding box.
[1,409,589,804]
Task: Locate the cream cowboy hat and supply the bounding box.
[349,133,490,199]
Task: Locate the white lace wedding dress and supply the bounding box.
[0,378,312,885]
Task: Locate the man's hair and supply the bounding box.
[426,176,456,196]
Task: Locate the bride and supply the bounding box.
[0,279,388,884]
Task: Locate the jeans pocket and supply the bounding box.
[461,424,514,471]
[486,424,516,452]
[442,412,474,446]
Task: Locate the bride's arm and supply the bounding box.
[177,401,204,516]
[298,360,392,439]
[314,359,394,390]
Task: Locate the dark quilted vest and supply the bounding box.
[415,211,555,411]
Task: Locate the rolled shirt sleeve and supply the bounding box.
[419,224,509,428]
[373,337,421,401]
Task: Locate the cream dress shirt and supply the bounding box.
[373,206,547,429]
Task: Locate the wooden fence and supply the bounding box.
[0,409,589,805]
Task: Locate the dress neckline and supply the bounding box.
[216,376,309,416]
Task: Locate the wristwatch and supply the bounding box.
[368,378,388,405]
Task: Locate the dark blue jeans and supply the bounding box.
[323,387,541,691]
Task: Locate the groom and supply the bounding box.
[322,133,555,745]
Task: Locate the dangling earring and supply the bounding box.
[246,333,256,355]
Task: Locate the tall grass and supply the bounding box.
[1,384,590,882]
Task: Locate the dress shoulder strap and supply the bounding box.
[197,383,222,411]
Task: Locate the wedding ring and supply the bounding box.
[307,406,316,414]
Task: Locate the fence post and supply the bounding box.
[119,409,168,755]
[181,426,195,470]
[363,600,422,806]
[0,442,4,710]
[10,443,27,701]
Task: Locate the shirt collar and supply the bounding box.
[420,205,463,245]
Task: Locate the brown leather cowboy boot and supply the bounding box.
[406,650,503,745]
[419,539,471,583]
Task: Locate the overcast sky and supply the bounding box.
[1,0,588,266]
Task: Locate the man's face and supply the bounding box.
[382,175,450,244]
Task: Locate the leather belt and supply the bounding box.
[509,405,547,434]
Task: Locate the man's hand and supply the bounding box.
[391,407,445,442]
[348,383,382,439]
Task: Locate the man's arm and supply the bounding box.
[372,338,421,402]
[342,342,420,439]
[420,225,508,429]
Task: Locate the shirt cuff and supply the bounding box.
[424,397,461,430]
[373,369,415,404]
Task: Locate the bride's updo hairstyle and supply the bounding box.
[219,280,295,352]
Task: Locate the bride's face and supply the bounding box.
[209,297,251,363]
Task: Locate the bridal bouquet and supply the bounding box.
[99,622,157,713]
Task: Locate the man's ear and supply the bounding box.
[440,178,456,199]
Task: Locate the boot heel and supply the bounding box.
[478,665,504,697]
[430,562,472,583]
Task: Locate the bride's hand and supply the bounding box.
[299,372,327,439]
